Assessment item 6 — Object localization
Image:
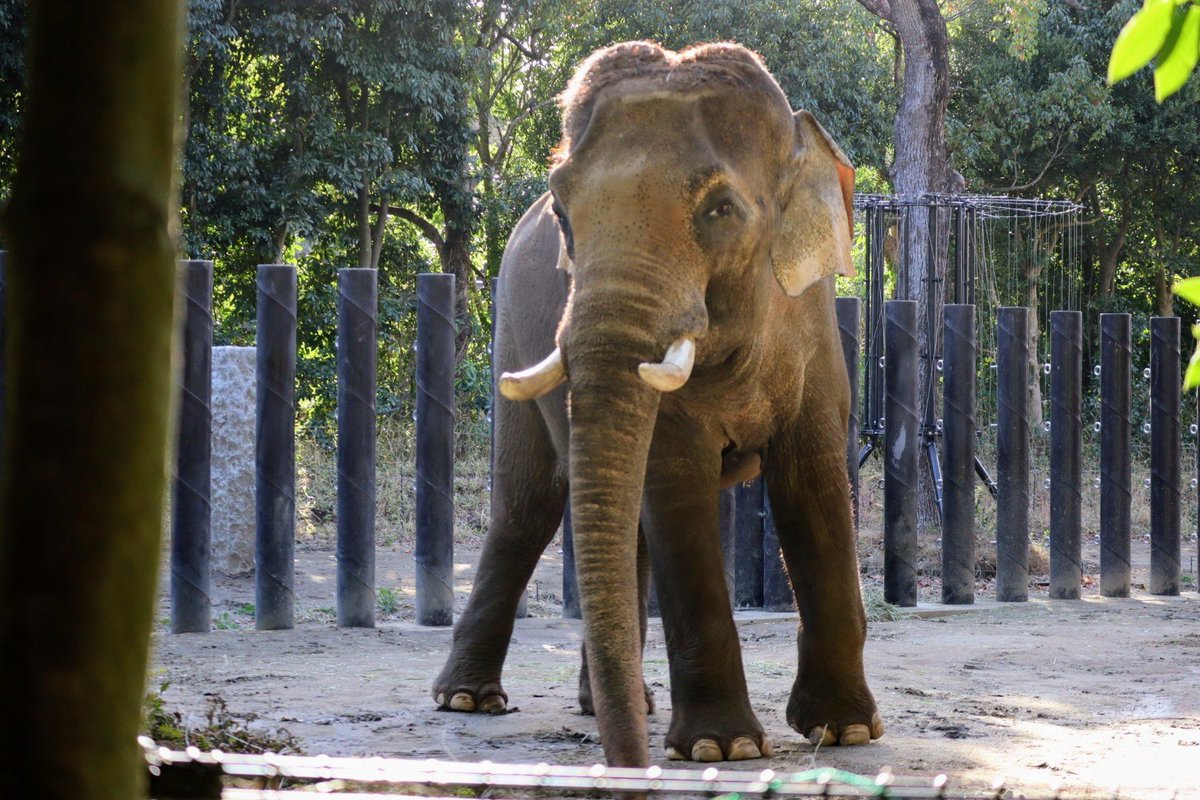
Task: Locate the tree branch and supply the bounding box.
[856,0,893,20]
[392,207,445,254]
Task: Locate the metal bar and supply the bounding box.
[1149,316,1181,596]
[336,268,378,628]
[762,489,795,611]
[941,304,975,605]
[837,296,861,529]
[255,264,297,630]
[734,478,765,608]
[171,260,213,633]
[1099,313,1132,597]
[884,299,919,607]
[1049,310,1082,600]
[995,307,1030,603]
[719,486,736,607]
[561,505,581,619]
[0,251,6,484]
[415,273,456,626]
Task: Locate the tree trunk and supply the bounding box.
[0,2,185,798]
[858,0,953,529]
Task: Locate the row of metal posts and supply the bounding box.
[860,302,1187,606]
[164,263,1191,631]
[169,262,414,632]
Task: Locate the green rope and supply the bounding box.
[715,767,891,800]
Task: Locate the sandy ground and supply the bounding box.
[149,538,1200,799]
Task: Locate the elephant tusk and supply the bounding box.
[638,337,695,392]
[499,347,567,401]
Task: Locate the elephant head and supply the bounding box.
[501,41,855,767]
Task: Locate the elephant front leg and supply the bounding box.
[432,398,566,714]
[641,419,769,762]
[766,401,883,747]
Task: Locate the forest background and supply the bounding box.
[0,0,1196,441]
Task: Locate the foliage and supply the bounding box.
[1171,277,1200,388]
[143,681,301,753]
[1109,0,1199,101]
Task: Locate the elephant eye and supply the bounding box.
[698,191,745,226]
[708,201,735,219]
[552,200,575,258]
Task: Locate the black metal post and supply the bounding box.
[1150,316,1181,596]
[171,260,213,633]
[1049,310,1082,599]
[256,264,297,630]
[1100,313,1132,597]
[415,273,456,625]
[941,304,975,605]
[561,506,581,619]
[719,487,736,608]
[336,268,377,627]
[762,492,795,611]
[884,300,919,607]
[734,479,765,608]
[0,251,6,470]
[995,307,1030,602]
[837,297,861,528]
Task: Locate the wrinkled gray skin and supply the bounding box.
[433,41,883,768]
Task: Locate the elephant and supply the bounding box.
[432,40,883,768]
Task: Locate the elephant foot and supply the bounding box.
[786,674,883,747]
[664,704,769,762]
[432,663,509,714]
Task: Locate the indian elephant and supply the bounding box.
[432,40,883,768]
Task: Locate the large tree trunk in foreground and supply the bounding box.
[0,2,185,797]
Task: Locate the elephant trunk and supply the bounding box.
[564,284,676,767]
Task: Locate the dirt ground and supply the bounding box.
[150,536,1200,799]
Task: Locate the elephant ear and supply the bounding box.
[772,110,856,297]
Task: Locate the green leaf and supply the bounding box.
[1154,5,1200,101]
[1108,0,1178,84]
[1172,275,1200,305]
[1185,325,1200,391]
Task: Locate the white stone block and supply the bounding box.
[211,346,256,577]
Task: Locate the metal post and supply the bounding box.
[941,304,975,605]
[415,273,456,625]
[0,251,6,470]
[561,507,581,619]
[995,307,1030,602]
[1150,316,1181,596]
[884,300,919,607]
[837,297,861,528]
[256,264,297,630]
[762,492,795,611]
[336,268,377,627]
[1049,310,1082,599]
[719,487,736,608]
[171,260,213,633]
[734,479,764,608]
[1100,313,1132,597]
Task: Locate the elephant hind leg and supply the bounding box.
[577,524,655,716]
[432,395,566,714]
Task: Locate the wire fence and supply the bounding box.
[142,740,1197,800]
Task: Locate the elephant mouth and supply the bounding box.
[499,335,697,401]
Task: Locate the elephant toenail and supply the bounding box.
[760,737,773,757]
[479,695,507,714]
[727,737,762,760]
[691,739,723,762]
[449,692,476,712]
[435,692,446,707]
[666,746,687,761]
[871,712,885,739]
[807,726,836,746]
[839,723,870,746]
